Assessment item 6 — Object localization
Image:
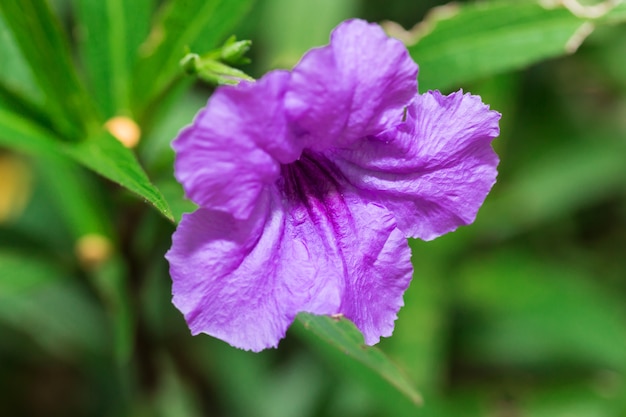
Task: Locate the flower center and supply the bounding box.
[278,151,351,230]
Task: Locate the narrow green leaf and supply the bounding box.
[0,0,96,139]
[64,132,174,222]
[0,81,55,133]
[0,11,41,104]
[154,176,197,223]
[132,0,255,118]
[296,313,423,405]
[0,108,174,222]
[73,0,154,118]
[152,359,205,417]
[34,154,113,239]
[90,256,135,366]
[0,108,60,155]
[385,240,452,391]
[0,251,108,357]
[407,1,587,91]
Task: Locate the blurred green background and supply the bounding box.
[1,0,626,416]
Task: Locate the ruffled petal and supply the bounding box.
[330,90,500,241]
[285,19,418,151]
[166,188,340,352]
[280,153,413,344]
[172,70,302,219]
[336,198,413,344]
[167,154,413,351]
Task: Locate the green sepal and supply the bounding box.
[220,35,252,66]
[179,35,254,86]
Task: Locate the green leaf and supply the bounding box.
[0,108,174,222]
[0,81,55,133]
[132,0,255,118]
[151,358,204,417]
[255,0,358,69]
[154,176,197,223]
[0,11,41,104]
[0,108,59,155]
[383,239,452,391]
[0,250,108,356]
[90,255,135,366]
[73,0,154,118]
[296,313,423,405]
[604,2,626,23]
[63,132,174,221]
[478,137,626,239]
[34,154,113,239]
[407,1,589,91]
[456,251,626,370]
[0,0,96,139]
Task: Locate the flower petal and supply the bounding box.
[172,70,302,219]
[330,90,500,241]
[166,188,339,352]
[285,19,418,151]
[281,153,414,344]
[167,155,413,351]
[337,198,413,344]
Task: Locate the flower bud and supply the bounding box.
[75,233,113,270]
[105,116,141,148]
[220,36,252,66]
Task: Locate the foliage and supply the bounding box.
[1,0,625,415]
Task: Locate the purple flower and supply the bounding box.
[166,19,500,352]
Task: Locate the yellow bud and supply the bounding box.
[105,116,141,148]
[0,153,32,223]
[75,234,113,269]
